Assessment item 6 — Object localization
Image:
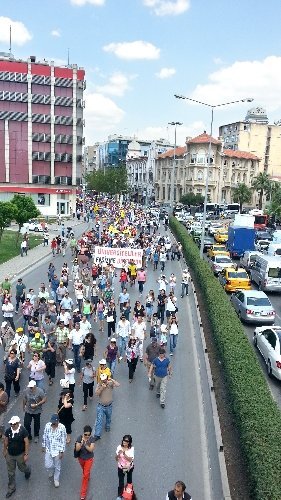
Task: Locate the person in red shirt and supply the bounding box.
[119,269,128,291]
[50,238,57,256]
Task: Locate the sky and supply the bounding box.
[1,0,281,147]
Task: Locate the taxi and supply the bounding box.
[218,267,252,293]
[207,244,230,259]
[214,232,228,243]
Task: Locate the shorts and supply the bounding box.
[98,311,104,320]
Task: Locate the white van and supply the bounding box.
[267,243,281,256]
[250,255,281,292]
[240,250,263,272]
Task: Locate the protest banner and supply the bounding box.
[93,246,143,268]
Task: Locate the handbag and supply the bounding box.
[74,443,81,458]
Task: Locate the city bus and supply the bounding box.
[226,203,240,215]
[254,214,268,230]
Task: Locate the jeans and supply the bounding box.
[72,344,81,372]
[153,260,158,270]
[138,281,144,294]
[160,261,165,271]
[35,378,45,391]
[118,337,127,358]
[127,358,138,380]
[170,334,178,353]
[24,412,41,439]
[155,375,168,404]
[83,382,94,406]
[6,453,31,494]
[94,403,112,437]
[107,359,117,377]
[78,457,94,498]
[157,306,165,323]
[6,317,15,331]
[45,452,61,482]
[181,283,189,296]
[118,466,134,496]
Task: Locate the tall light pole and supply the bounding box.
[174,95,253,257]
[168,121,183,212]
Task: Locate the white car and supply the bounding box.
[208,223,224,236]
[23,221,46,232]
[253,326,281,380]
[210,255,235,275]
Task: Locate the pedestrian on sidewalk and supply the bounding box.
[125,338,140,382]
[157,289,167,324]
[1,321,16,361]
[81,332,96,361]
[148,348,172,408]
[55,321,69,364]
[115,434,134,500]
[20,240,27,257]
[106,301,117,339]
[14,328,28,364]
[62,359,76,394]
[131,316,146,361]
[80,360,96,411]
[93,373,120,441]
[68,323,83,373]
[2,299,15,330]
[96,359,111,383]
[75,425,95,500]
[166,480,192,499]
[23,380,46,443]
[27,351,46,391]
[144,337,161,389]
[153,250,159,270]
[3,415,31,498]
[136,267,146,295]
[42,340,57,385]
[42,414,66,488]
[51,238,57,256]
[169,317,179,355]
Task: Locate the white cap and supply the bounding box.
[27,380,36,388]
[9,416,20,424]
[65,359,74,365]
[99,359,106,365]
[110,338,116,342]
[1,321,7,327]
[100,373,107,381]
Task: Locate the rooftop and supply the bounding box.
[187,132,221,145]
[223,149,260,160]
[158,146,186,158]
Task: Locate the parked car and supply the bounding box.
[210,255,235,275]
[255,230,272,241]
[218,267,251,292]
[230,290,275,324]
[253,326,281,379]
[23,220,46,232]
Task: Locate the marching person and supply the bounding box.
[131,315,146,362]
[93,373,120,441]
[116,314,131,361]
[23,380,46,443]
[104,337,119,377]
[166,480,192,500]
[115,434,134,500]
[74,425,95,500]
[181,268,190,298]
[125,338,140,383]
[0,382,8,438]
[80,359,96,411]
[5,349,21,401]
[42,414,67,488]
[3,415,31,498]
[148,348,172,408]
[144,337,161,390]
[57,388,74,444]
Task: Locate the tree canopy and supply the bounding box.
[232,183,252,210]
[0,201,17,241]
[180,192,204,206]
[86,166,128,195]
[251,172,272,209]
[10,194,40,230]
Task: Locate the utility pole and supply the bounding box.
[168,122,183,213]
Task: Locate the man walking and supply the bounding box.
[42,414,67,488]
[68,322,83,372]
[116,314,131,360]
[23,380,46,443]
[166,480,192,499]
[93,373,120,441]
[15,278,26,313]
[181,268,190,298]
[148,348,172,408]
[131,315,146,361]
[144,337,161,390]
[3,415,31,498]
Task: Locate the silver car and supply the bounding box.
[230,290,276,324]
[210,255,235,275]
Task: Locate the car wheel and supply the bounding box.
[267,359,273,378]
[253,335,257,347]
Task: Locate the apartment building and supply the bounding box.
[0,53,85,216]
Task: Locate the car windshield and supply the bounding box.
[228,271,248,279]
[214,246,226,251]
[268,267,281,278]
[246,297,271,306]
[216,257,231,263]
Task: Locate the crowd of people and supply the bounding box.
[0,197,192,500]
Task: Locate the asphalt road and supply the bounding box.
[0,225,225,500]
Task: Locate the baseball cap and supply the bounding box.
[50,414,59,423]
[73,308,79,312]
[99,359,106,365]
[27,380,36,388]
[16,327,24,333]
[65,359,74,365]
[110,338,116,343]
[100,373,107,381]
[1,321,7,328]
[9,416,20,424]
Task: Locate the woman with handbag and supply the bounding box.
[74,425,95,500]
[4,349,21,401]
[115,434,134,500]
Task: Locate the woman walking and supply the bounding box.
[75,425,95,500]
[104,338,118,377]
[106,301,117,339]
[169,316,179,355]
[4,349,21,401]
[125,338,140,383]
[82,332,96,361]
[97,298,105,332]
[58,388,74,444]
[80,360,96,411]
[115,435,134,500]
[145,290,155,322]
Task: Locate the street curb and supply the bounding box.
[190,278,232,500]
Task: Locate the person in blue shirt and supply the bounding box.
[148,348,172,408]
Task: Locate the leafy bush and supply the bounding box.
[170,217,281,500]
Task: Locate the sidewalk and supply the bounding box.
[0,219,86,283]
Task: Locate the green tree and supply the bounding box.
[232,183,252,211]
[86,165,128,195]
[180,192,204,206]
[251,172,272,209]
[0,201,17,241]
[10,195,40,237]
[266,185,281,219]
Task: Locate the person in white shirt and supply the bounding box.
[58,309,72,328]
[169,316,179,355]
[63,359,76,393]
[14,327,28,363]
[157,276,168,293]
[68,323,83,373]
[131,316,146,361]
[169,273,177,293]
[79,316,91,338]
[159,250,167,272]
[116,315,131,360]
[181,269,190,297]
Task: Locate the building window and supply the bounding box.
[37,193,50,206]
[197,170,203,181]
[162,186,165,199]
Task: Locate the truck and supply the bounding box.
[227,226,256,258]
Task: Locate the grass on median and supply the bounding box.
[0,230,43,265]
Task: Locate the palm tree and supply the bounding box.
[251,172,272,209]
[232,183,252,211]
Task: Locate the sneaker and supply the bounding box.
[54,480,59,487]
[105,428,110,432]
[93,435,101,442]
[48,471,54,478]
[82,405,87,411]
[170,352,173,356]
[25,470,31,480]
[161,403,165,408]
[149,384,154,390]
[119,356,123,361]
[156,393,160,398]
[34,437,39,443]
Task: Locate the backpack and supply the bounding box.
[122,483,135,500]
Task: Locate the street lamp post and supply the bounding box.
[174,95,253,257]
[168,121,183,213]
